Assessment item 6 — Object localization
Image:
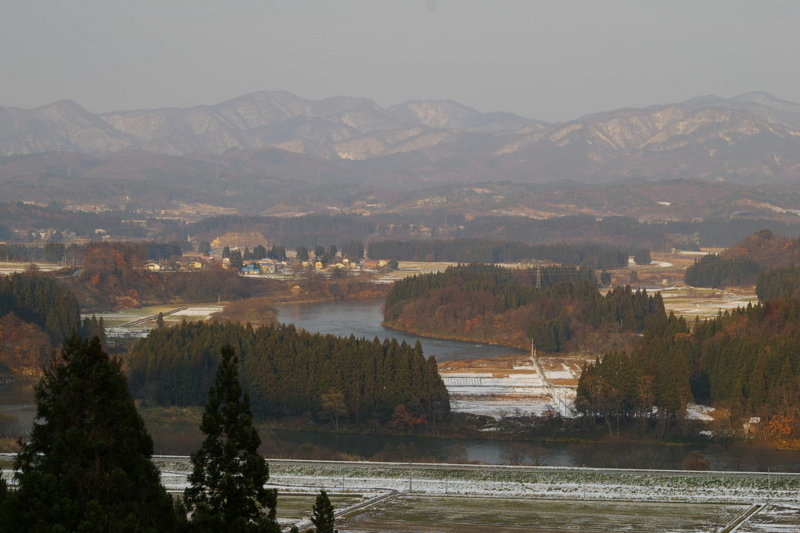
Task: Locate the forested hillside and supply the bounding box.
[722,229,800,269]
[577,300,800,438]
[0,272,80,344]
[128,321,450,425]
[384,264,663,352]
[684,230,800,288]
[686,229,800,286]
[0,202,149,240]
[181,214,377,249]
[757,265,800,301]
[453,215,800,250]
[0,272,82,378]
[684,254,762,288]
[163,212,800,255]
[368,239,628,269]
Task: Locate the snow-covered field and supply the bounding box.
[171,306,223,318]
[687,404,716,422]
[162,460,800,531]
[5,458,799,530]
[96,305,224,339]
[659,286,759,320]
[440,353,720,443]
[338,495,747,533]
[628,258,674,268]
[738,503,800,532]
[439,355,583,418]
[137,459,800,504]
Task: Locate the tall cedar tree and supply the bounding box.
[6,335,177,533]
[311,490,335,533]
[183,345,278,533]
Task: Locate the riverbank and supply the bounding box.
[4,382,798,470]
[382,320,529,351]
[136,404,783,459]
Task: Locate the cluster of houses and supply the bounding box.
[19,228,79,241]
[229,256,391,278]
[143,248,391,279]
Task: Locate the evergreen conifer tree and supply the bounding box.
[6,335,177,532]
[311,490,335,533]
[183,345,278,533]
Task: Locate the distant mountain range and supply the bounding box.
[2,90,800,187]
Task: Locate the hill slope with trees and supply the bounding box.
[684,229,800,288]
[384,264,664,352]
[127,321,450,426]
[368,239,628,269]
[0,271,83,380]
[577,299,800,439]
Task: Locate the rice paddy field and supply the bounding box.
[257,461,800,531]
[439,353,582,418]
[86,304,223,339]
[275,493,363,521]
[86,304,223,327]
[337,495,749,533]
[142,457,800,531]
[659,286,758,320]
[738,503,800,532]
[6,451,800,530]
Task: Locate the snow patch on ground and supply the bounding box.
[104,327,149,338]
[686,404,716,422]
[738,502,800,532]
[171,306,223,318]
[545,370,573,380]
[441,357,583,418]
[628,258,673,268]
[150,462,800,506]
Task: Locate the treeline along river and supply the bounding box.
[3,298,800,470]
[274,299,526,362]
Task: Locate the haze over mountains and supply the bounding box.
[2,90,800,196]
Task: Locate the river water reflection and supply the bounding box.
[274,299,525,362]
[3,299,800,471]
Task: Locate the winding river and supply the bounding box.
[3,299,800,470]
[273,299,525,362]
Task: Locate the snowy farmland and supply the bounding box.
[337,496,746,533]
[89,304,224,340]
[436,284,756,420]
[439,354,584,418]
[659,286,759,320]
[156,459,800,531]
[4,455,800,531]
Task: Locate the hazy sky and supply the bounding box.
[3,1,799,122]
